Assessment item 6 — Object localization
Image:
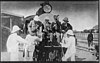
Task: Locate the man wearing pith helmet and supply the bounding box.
[6,25,28,61]
[60,30,76,61]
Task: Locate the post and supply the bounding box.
[10,17,12,32]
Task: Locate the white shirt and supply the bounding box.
[25,34,39,45]
[25,34,42,51]
[6,33,28,53]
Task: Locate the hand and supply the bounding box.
[60,42,63,46]
[62,30,65,33]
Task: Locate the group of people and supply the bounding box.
[6,15,76,61]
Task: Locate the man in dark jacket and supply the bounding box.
[43,17,52,45]
[61,17,73,33]
[87,31,93,50]
[51,15,61,44]
[61,17,73,41]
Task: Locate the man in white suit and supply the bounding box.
[6,25,28,61]
[60,30,76,61]
[24,32,42,61]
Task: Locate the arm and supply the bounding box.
[28,21,32,28]
[25,35,30,41]
[39,26,42,32]
[64,38,72,48]
[87,34,89,40]
[36,33,43,41]
[60,37,66,47]
[61,37,72,48]
[92,34,93,41]
[17,35,28,44]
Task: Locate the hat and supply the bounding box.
[54,15,59,18]
[63,17,69,22]
[34,15,40,21]
[11,25,20,33]
[66,30,74,35]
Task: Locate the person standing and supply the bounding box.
[87,31,93,50]
[60,30,76,61]
[43,17,52,43]
[51,15,61,43]
[24,31,42,61]
[6,25,28,61]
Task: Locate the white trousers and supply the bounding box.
[24,44,35,61]
[62,51,75,61]
[10,52,19,61]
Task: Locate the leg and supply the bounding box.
[70,53,75,61]
[50,33,53,42]
[24,45,29,58]
[90,41,93,48]
[10,52,19,61]
[29,46,35,61]
[29,51,33,61]
[62,51,70,61]
[88,41,90,50]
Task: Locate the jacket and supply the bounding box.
[87,33,93,42]
[6,33,28,53]
[61,36,76,54]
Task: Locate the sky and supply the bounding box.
[1,1,98,31]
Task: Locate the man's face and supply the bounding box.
[64,22,68,26]
[16,30,20,35]
[45,19,49,23]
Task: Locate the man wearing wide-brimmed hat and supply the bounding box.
[61,17,73,41]
[61,17,73,33]
[51,15,61,44]
[6,25,28,61]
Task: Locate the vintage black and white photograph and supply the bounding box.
[1,1,99,61]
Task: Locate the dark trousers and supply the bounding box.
[88,41,93,47]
